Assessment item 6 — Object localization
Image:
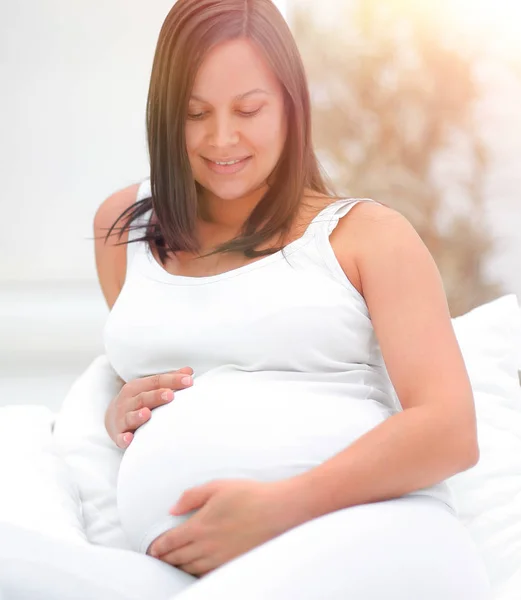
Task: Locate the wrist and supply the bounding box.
[274,471,323,529]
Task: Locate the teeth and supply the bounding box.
[214,159,242,166]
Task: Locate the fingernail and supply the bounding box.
[181,376,192,386]
[139,409,145,418]
[123,433,132,444]
[161,391,172,401]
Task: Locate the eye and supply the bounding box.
[238,107,262,117]
[187,112,206,120]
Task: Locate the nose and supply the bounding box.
[208,113,240,149]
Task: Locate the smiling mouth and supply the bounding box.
[204,157,251,165]
[203,156,252,174]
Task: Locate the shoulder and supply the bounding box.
[93,182,142,310]
[344,199,446,319]
[334,199,423,272]
[332,198,446,313]
[339,199,406,235]
[352,201,432,276]
[93,182,142,235]
[329,200,409,298]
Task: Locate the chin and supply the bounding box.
[202,181,256,202]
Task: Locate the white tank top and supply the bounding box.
[104,179,456,553]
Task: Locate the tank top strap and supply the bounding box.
[309,197,383,296]
[311,197,381,235]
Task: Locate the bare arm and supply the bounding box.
[283,202,479,523]
[93,183,141,310]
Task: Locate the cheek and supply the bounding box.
[253,118,287,160]
[269,107,288,152]
[185,125,203,156]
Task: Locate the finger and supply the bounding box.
[178,559,213,578]
[129,389,175,413]
[124,407,151,431]
[149,524,194,558]
[158,543,201,567]
[116,431,133,449]
[176,366,194,375]
[171,484,215,515]
[127,370,194,396]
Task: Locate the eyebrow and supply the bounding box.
[189,89,272,103]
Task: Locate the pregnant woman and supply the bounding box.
[0,1,491,599]
[98,0,491,596]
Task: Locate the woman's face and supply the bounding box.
[185,38,288,205]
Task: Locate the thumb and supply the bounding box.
[170,483,217,515]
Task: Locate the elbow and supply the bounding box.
[462,415,480,469]
[466,442,480,469]
[456,434,480,471]
[449,408,480,470]
[444,417,480,473]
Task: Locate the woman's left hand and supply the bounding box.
[147,478,305,577]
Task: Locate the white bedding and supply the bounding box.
[0,294,520,599]
[0,406,86,546]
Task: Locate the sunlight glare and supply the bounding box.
[444,0,521,56]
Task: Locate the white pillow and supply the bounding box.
[0,405,86,546]
[52,355,130,549]
[447,294,521,598]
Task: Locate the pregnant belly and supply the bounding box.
[116,374,391,553]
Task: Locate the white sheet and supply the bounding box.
[0,405,86,546]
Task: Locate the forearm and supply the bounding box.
[285,405,478,524]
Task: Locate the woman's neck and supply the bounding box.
[198,184,269,229]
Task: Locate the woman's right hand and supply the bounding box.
[105,367,194,449]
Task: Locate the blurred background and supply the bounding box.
[1,0,520,410]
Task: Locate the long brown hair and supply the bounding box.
[104,0,339,262]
